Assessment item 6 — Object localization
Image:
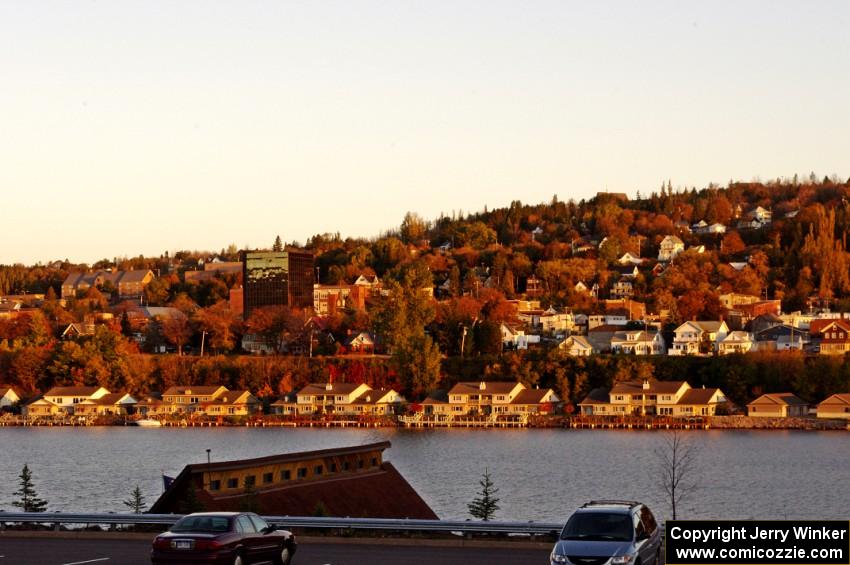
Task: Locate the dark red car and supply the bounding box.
[151,512,296,565]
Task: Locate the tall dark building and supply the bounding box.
[242,250,314,317]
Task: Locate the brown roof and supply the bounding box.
[204,391,257,405]
[95,393,133,406]
[810,319,850,336]
[447,381,520,395]
[511,389,555,405]
[579,388,611,405]
[148,442,437,519]
[298,382,367,395]
[818,394,850,407]
[165,462,437,520]
[747,393,807,407]
[610,379,686,395]
[163,386,226,396]
[0,386,19,397]
[45,386,105,397]
[678,388,723,405]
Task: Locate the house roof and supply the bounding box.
[298,382,367,395]
[722,331,753,343]
[678,321,726,333]
[579,388,610,405]
[44,386,106,397]
[140,306,187,321]
[818,394,850,407]
[350,389,402,405]
[149,442,437,520]
[204,391,257,405]
[811,319,850,335]
[95,393,135,406]
[610,379,686,395]
[0,386,20,398]
[611,330,659,343]
[447,381,521,395]
[163,386,227,396]
[678,388,723,405]
[562,335,592,349]
[661,235,684,246]
[747,393,807,407]
[511,388,556,405]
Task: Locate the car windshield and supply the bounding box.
[560,512,633,541]
[171,515,231,533]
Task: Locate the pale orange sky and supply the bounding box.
[2,1,849,264]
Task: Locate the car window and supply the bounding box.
[560,512,633,541]
[249,514,270,532]
[172,515,231,533]
[237,515,256,534]
[640,506,657,534]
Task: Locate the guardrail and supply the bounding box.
[0,512,563,536]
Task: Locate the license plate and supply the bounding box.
[172,539,193,549]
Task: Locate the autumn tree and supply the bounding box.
[372,263,441,396]
[194,301,240,353]
[400,212,428,244]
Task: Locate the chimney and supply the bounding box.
[642,379,650,390]
[325,383,333,391]
[479,381,486,390]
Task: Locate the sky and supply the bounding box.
[2,0,850,265]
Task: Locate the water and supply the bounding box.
[0,428,847,523]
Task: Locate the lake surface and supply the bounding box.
[1,428,847,523]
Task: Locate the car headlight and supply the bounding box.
[551,552,569,564]
[611,555,634,564]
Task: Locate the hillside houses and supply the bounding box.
[669,321,729,355]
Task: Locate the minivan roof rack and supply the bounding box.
[581,500,641,508]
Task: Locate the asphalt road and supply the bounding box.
[0,536,552,565]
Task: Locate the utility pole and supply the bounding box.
[200,331,207,357]
[206,449,212,490]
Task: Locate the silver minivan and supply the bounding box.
[550,500,662,565]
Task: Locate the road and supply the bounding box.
[0,536,552,565]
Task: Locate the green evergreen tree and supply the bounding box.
[468,467,500,521]
[123,485,146,513]
[12,464,48,512]
[273,235,283,252]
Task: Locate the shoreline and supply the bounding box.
[2,415,848,431]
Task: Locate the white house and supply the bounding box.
[669,321,729,355]
[0,386,20,409]
[558,335,593,356]
[610,330,666,355]
[657,235,685,262]
[718,331,754,355]
[618,252,644,265]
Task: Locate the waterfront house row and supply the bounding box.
[136,386,260,417]
[747,392,850,420]
[24,386,137,418]
[579,379,727,417]
[419,381,560,417]
[270,382,404,417]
